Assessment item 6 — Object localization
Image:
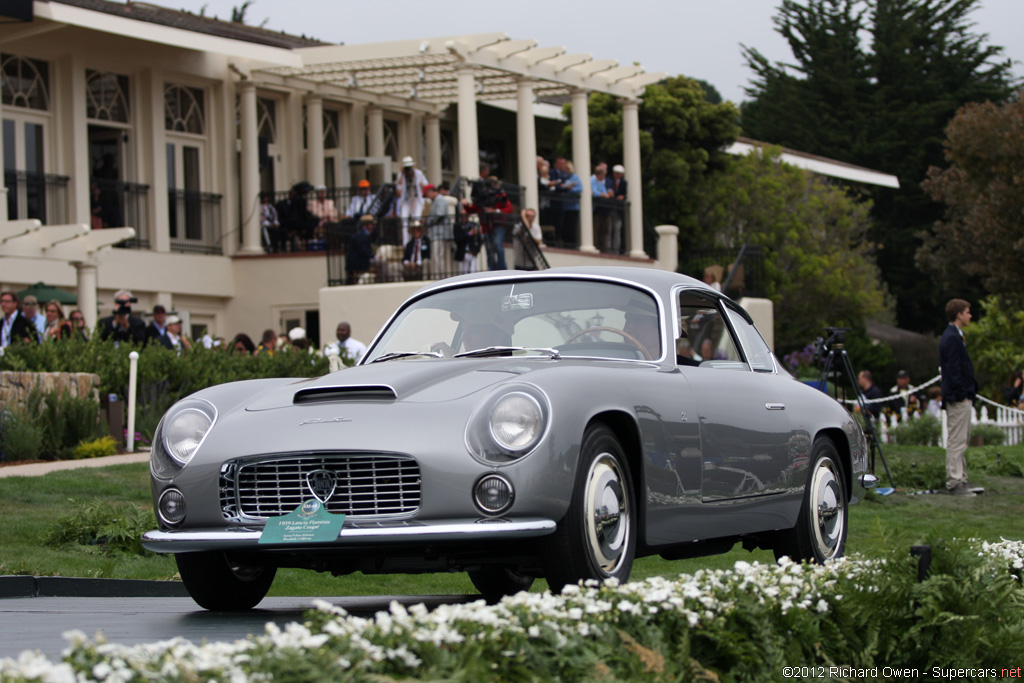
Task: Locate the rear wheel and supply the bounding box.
[176,551,276,611]
[774,437,848,563]
[543,424,636,592]
[468,567,535,602]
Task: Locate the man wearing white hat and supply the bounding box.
[396,156,428,244]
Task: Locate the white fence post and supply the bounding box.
[127,350,139,453]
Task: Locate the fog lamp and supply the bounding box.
[474,474,514,515]
[158,488,187,526]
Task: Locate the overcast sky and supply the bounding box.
[162,0,1023,105]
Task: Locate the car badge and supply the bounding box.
[306,469,338,504]
[299,417,352,426]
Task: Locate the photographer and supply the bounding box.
[463,175,513,271]
[99,289,147,345]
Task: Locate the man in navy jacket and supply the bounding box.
[939,298,978,495]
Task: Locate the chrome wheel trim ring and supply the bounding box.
[809,457,844,560]
[583,453,630,574]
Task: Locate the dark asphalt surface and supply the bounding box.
[0,590,477,661]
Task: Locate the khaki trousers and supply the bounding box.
[945,399,972,489]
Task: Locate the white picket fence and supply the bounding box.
[843,374,1024,447]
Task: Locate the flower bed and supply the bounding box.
[2,539,1022,682]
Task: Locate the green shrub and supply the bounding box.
[890,414,942,446]
[0,387,105,461]
[72,436,118,460]
[886,449,946,490]
[0,408,44,462]
[970,423,1006,446]
[0,336,330,424]
[43,500,156,556]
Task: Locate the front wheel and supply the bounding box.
[176,551,276,611]
[774,437,848,563]
[543,424,636,592]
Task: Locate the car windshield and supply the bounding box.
[364,279,663,363]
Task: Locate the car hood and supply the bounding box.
[245,358,543,411]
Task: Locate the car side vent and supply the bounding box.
[293,385,398,404]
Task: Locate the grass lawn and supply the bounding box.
[1,445,1021,597]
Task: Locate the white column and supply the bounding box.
[367,105,385,158]
[305,94,325,187]
[0,101,6,221]
[516,77,539,213]
[455,64,479,179]
[61,55,91,225]
[142,68,170,253]
[73,261,98,329]
[425,113,442,184]
[655,225,679,273]
[571,89,595,253]
[238,80,262,254]
[622,98,645,259]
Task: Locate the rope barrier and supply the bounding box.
[834,373,942,405]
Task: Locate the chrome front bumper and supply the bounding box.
[142,517,557,553]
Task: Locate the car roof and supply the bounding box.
[411,266,715,300]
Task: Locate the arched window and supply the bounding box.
[1,53,50,111]
[86,70,130,123]
[164,84,205,134]
[257,97,276,143]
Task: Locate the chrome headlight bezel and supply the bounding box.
[467,384,550,464]
[158,398,217,468]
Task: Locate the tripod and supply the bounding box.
[815,328,895,489]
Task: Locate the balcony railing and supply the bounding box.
[5,170,69,225]
[91,179,151,249]
[169,189,223,255]
[325,213,547,286]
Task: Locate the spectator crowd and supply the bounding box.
[258,153,630,284]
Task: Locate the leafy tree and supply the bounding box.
[558,76,740,249]
[696,147,889,352]
[918,95,1024,301]
[741,0,1017,332]
[959,295,1024,399]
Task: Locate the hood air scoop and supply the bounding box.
[293,385,398,405]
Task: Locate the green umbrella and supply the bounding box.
[17,282,77,306]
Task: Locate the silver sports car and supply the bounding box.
[143,266,870,610]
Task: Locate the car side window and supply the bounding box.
[676,291,742,368]
[724,306,775,373]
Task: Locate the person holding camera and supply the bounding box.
[99,289,147,345]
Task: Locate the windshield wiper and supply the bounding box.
[370,351,444,363]
[454,346,561,359]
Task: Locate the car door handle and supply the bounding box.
[765,403,786,411]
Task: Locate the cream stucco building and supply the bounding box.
[1,0,675,347]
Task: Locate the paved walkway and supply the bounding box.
[0,451,150,478]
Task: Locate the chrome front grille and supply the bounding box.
[220,453,420,520]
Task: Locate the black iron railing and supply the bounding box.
[91,179,151,249]
[169,189,223,255]
[5,170,69,225]
[325,212,547,286]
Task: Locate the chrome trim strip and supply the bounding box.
[765,403,786,411]
[141,517,557,553]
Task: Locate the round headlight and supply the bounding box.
[489,392,543,454]
[163,406,213,465]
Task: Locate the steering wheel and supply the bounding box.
[564,326,652,360]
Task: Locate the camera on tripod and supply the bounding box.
[813,326,851,362]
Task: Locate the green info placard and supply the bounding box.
[259,499,346,544]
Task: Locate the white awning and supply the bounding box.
[727,138,900,189]
[258,33,666,104]
[0,219,136,261]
